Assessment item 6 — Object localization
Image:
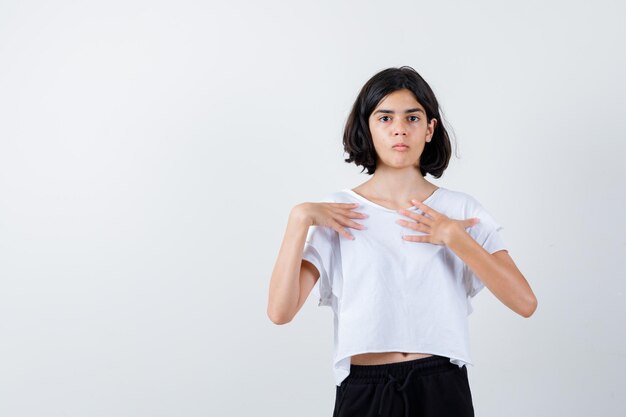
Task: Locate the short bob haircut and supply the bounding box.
[343,66,452,178]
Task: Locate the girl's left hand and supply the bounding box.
[395,199,480,246]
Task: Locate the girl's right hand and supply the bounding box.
[292,202,368,240]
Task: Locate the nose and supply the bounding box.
[392,119,407,135]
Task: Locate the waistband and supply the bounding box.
[345,355,461,417]
[346,354,457,383]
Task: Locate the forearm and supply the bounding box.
[445,225,536,317]
[267,207,311,324]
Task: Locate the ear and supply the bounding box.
[427,118,437,141]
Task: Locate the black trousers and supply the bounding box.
[332,354,475,417]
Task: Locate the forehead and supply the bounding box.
[373,89,424,112]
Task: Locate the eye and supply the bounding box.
[379,116,391,122]
[409,115,420,122]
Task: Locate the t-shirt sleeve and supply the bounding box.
[463,196,508,301]
[302,224,339,307]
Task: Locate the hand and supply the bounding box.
[395,199,479,246]
[291,202,368,240]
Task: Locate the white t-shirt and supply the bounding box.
[302,186,507,386]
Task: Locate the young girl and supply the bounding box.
[267,66,537,417]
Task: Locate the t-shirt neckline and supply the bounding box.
[341,187,444,212]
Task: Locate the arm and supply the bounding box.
[266,206,318,325]
[445,226,538,318]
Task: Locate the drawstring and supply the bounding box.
[378,366,421,417]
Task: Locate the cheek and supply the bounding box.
[368,122,381,135]
[369,127,384,143]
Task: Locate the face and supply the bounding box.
[367,88,437,170]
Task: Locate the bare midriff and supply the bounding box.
[351,352,433,365]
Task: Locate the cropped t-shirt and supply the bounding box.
[302,186,508,386]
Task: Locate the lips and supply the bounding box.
[393,144,409,149]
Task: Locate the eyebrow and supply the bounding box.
[373,108,425,115]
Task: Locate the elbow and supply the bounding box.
[519,295,538,318]
[267,307,293,325]
[269,315,292,325]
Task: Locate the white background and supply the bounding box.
[1,0,625,416]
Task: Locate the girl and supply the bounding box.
[267,66,537,417]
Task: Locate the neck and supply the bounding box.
[363,165,435,202]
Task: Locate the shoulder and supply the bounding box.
[435,187,479,212]
[436,187,498,224]
[446,188,502,230]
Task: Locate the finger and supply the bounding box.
[396,209,432,226]
[464,218,480,228]
[332,207,368,224]
[411,211,432,226]
[395,219,428,232]
[338,216,367,230]
[402,234,429,242]
[330,202,361,208]
[396,208,417,219]
[411,200,439,218]
[339,208,369,219]
[331,220,356,240]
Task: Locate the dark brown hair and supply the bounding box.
[343,66,452,177]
